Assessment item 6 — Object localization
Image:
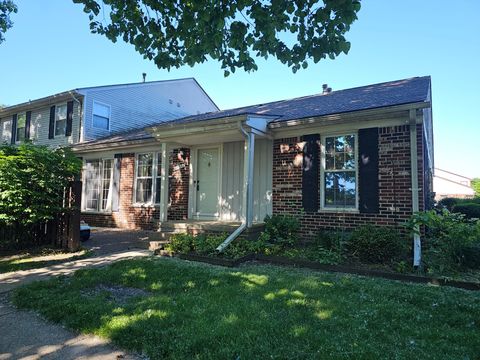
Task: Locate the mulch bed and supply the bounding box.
[170,252,480,291]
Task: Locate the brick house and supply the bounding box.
[74,76,434,259]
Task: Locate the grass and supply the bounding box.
[13,257,480,359]
[0,248,92,274]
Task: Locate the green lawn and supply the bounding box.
[13,257,480,360]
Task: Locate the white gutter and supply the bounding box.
[216,121,255,252]
[409,109,421,267]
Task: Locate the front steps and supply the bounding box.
[148,220,264,252]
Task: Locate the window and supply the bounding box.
[134,152,163,204]
[16,113,26,143]
[1,120,12,143]
[322,134,357,209]
[55,104,67,136]
[83,159,113,212]
[92,102,110,130]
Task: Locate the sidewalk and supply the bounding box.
[0,248,151,359]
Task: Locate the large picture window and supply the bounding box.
[134,152,163,205]
[83,159,113,212]
[322,134,357,209]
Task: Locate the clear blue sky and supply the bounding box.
[0,1,479,178]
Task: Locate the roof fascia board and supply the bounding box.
[0,91,83,117]
[76,77,196,92]
[72,138,156,153]
[271,111,423,139]
[268,101,430,130]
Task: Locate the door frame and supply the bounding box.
[188,144,223,220]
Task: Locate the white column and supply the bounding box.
[159,142,169,223]
[242,132,255,227]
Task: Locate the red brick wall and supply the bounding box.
[167,148,190,220]
[272,125,425,238]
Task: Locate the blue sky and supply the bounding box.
[0,1,479,177]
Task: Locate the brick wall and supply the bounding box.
[272,125,425,239]
[168,148,190,220]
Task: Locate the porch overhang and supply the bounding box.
[146,114,275,146]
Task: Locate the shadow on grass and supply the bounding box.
[12,257,480,360]
[0,251,91,274]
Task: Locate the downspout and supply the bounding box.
[409,109,421,267]
[216,121,255,252]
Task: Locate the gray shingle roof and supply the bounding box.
[160,76,431,125]
[75,76,431,148]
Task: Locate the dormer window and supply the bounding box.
[92,102,110,130]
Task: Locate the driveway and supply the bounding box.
[0,227,154,360]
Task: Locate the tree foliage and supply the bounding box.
[472,177,480,197]
[0,143,82,227]
[73,0,361,75]
[0,0,17,44]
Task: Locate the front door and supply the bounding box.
[195,147,220,218]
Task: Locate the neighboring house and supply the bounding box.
[0,78,218,147]
[73,76,434,240]
[434,168,475,200]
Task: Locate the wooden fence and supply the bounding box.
[0,181,82,253]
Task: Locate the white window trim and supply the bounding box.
[54,103,68,138]
[92,101,111,131]
[15,112,26,144]
[320,132,359,212]
[133,152,163,206]
[81,158,114,213]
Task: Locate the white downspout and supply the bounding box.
[410,109,421,267]
[216,121,255,252]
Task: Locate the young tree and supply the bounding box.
[74,0,361,75]
[472,178,480,197]
[0,0,17,44]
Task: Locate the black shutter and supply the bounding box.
[302,134,320,212]
[10,114,17,144]
[358,128,379,213]
[48,106,56,139]
[66,101,74,137]
[25,111,31,140]
[111,154,122,212]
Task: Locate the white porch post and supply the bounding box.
[159,142,169,223]
[409,109,421,267]
[242,131,255,227]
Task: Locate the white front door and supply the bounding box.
[195,147,220,218]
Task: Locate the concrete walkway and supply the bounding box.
[0,228,153,359]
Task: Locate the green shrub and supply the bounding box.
[193,233,226,255]
[316,230,350,254]
[348,225,405,264]
[167,233,195,254]
[452,203,480,219]
[263,214,300,249]
[407,210,480,273]
[436,197,460,211]
[459,244,480,269]
[223,235,270,259]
